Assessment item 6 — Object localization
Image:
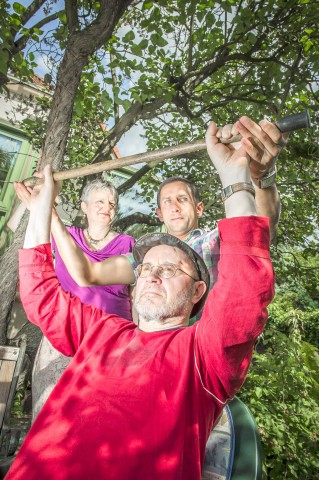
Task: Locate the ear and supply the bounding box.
[156,207,164,222]
[191,281,207,306]
[196,201,204,218]
[81,201,87,214]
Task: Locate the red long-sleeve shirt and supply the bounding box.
[7,217,274,480]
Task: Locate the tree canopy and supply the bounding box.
[2,0,318,241]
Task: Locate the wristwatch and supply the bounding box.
[221,182,255,202]
[254,167,277,189]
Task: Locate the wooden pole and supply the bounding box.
[22,109,311,187]
[22,136,241,187]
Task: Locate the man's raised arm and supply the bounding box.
[194,121,275,402]
[205,121,257,219]
[216,115,286,239]
[15,165,55,248]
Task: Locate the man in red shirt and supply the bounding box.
[7,121,275,480]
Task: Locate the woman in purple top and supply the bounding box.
[32,179,135,419]
[51,226,134,319]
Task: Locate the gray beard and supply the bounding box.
[135,287,193,323]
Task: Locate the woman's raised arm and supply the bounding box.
[51,210,135,286]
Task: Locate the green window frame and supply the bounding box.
[0,123,38,231]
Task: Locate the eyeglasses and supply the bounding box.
[135,263,199,281]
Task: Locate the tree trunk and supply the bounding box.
[0,211,28,344]
[115,213,160,231]
[0,0,133,346]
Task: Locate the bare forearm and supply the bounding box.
[15,166,56,248]
[221,168,257,218]
[24,210,51,248]
[254,184,281,241]
[51,216,97,286]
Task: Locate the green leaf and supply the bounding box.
[123,30,135,43]
[255,387,263,399]
[150,33,168,47]
[139,39,148,50]
[304,40,313,52]
[13,52,24,66]
[12,2,26,14]
[121,99,132,112]
[57,11,67,25]
[131,44,142,56]
[0,49,9,74]
[74,101,84,116]
[142,1,153,10]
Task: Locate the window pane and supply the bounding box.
[0,133,22,195]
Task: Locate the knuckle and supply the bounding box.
[273,145,280,157]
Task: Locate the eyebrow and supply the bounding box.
[162,193,191,200]
[95,196,115,201]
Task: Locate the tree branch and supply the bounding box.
[65,0,79,35]
[114,212,160,231]
[280,49,303,109]
[91,97,168,164]
[117,164,152,194]
[187,13,195,70]
[110,51,120,123]
[20,0,47,26]
[14,11,65,51]
[40,0,134,169]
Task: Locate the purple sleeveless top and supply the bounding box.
[51,227,135,321]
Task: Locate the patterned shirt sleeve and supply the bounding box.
[122,252,137,285]
[187,228,220,291]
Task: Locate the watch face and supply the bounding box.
[260,172,276,188]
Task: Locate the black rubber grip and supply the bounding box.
[276,110,311,132]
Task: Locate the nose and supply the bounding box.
[102,203,112,214]
[170,199,181,212]
[145,266,162,283]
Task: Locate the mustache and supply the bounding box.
[137,285,166,297]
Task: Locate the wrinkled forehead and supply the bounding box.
[88,188,116,202]
[143,244,194,269]
[159,181,194,202]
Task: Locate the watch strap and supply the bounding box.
[221,182,255,202]
[254,167,277,189]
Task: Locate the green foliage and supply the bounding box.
[20,95,52,151]
[0,1,43,84]
[3,2,318,237]
[11,384,25,417]
[240,257,319,479]
[241,325,319,479]
[269,284,319,349]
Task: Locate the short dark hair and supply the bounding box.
[157,176,200,207]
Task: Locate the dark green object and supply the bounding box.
[276,110,311,132]
[228,397,262,480]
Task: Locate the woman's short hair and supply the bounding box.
[81,178,119,211]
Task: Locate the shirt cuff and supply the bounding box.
[218,216,270,258]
